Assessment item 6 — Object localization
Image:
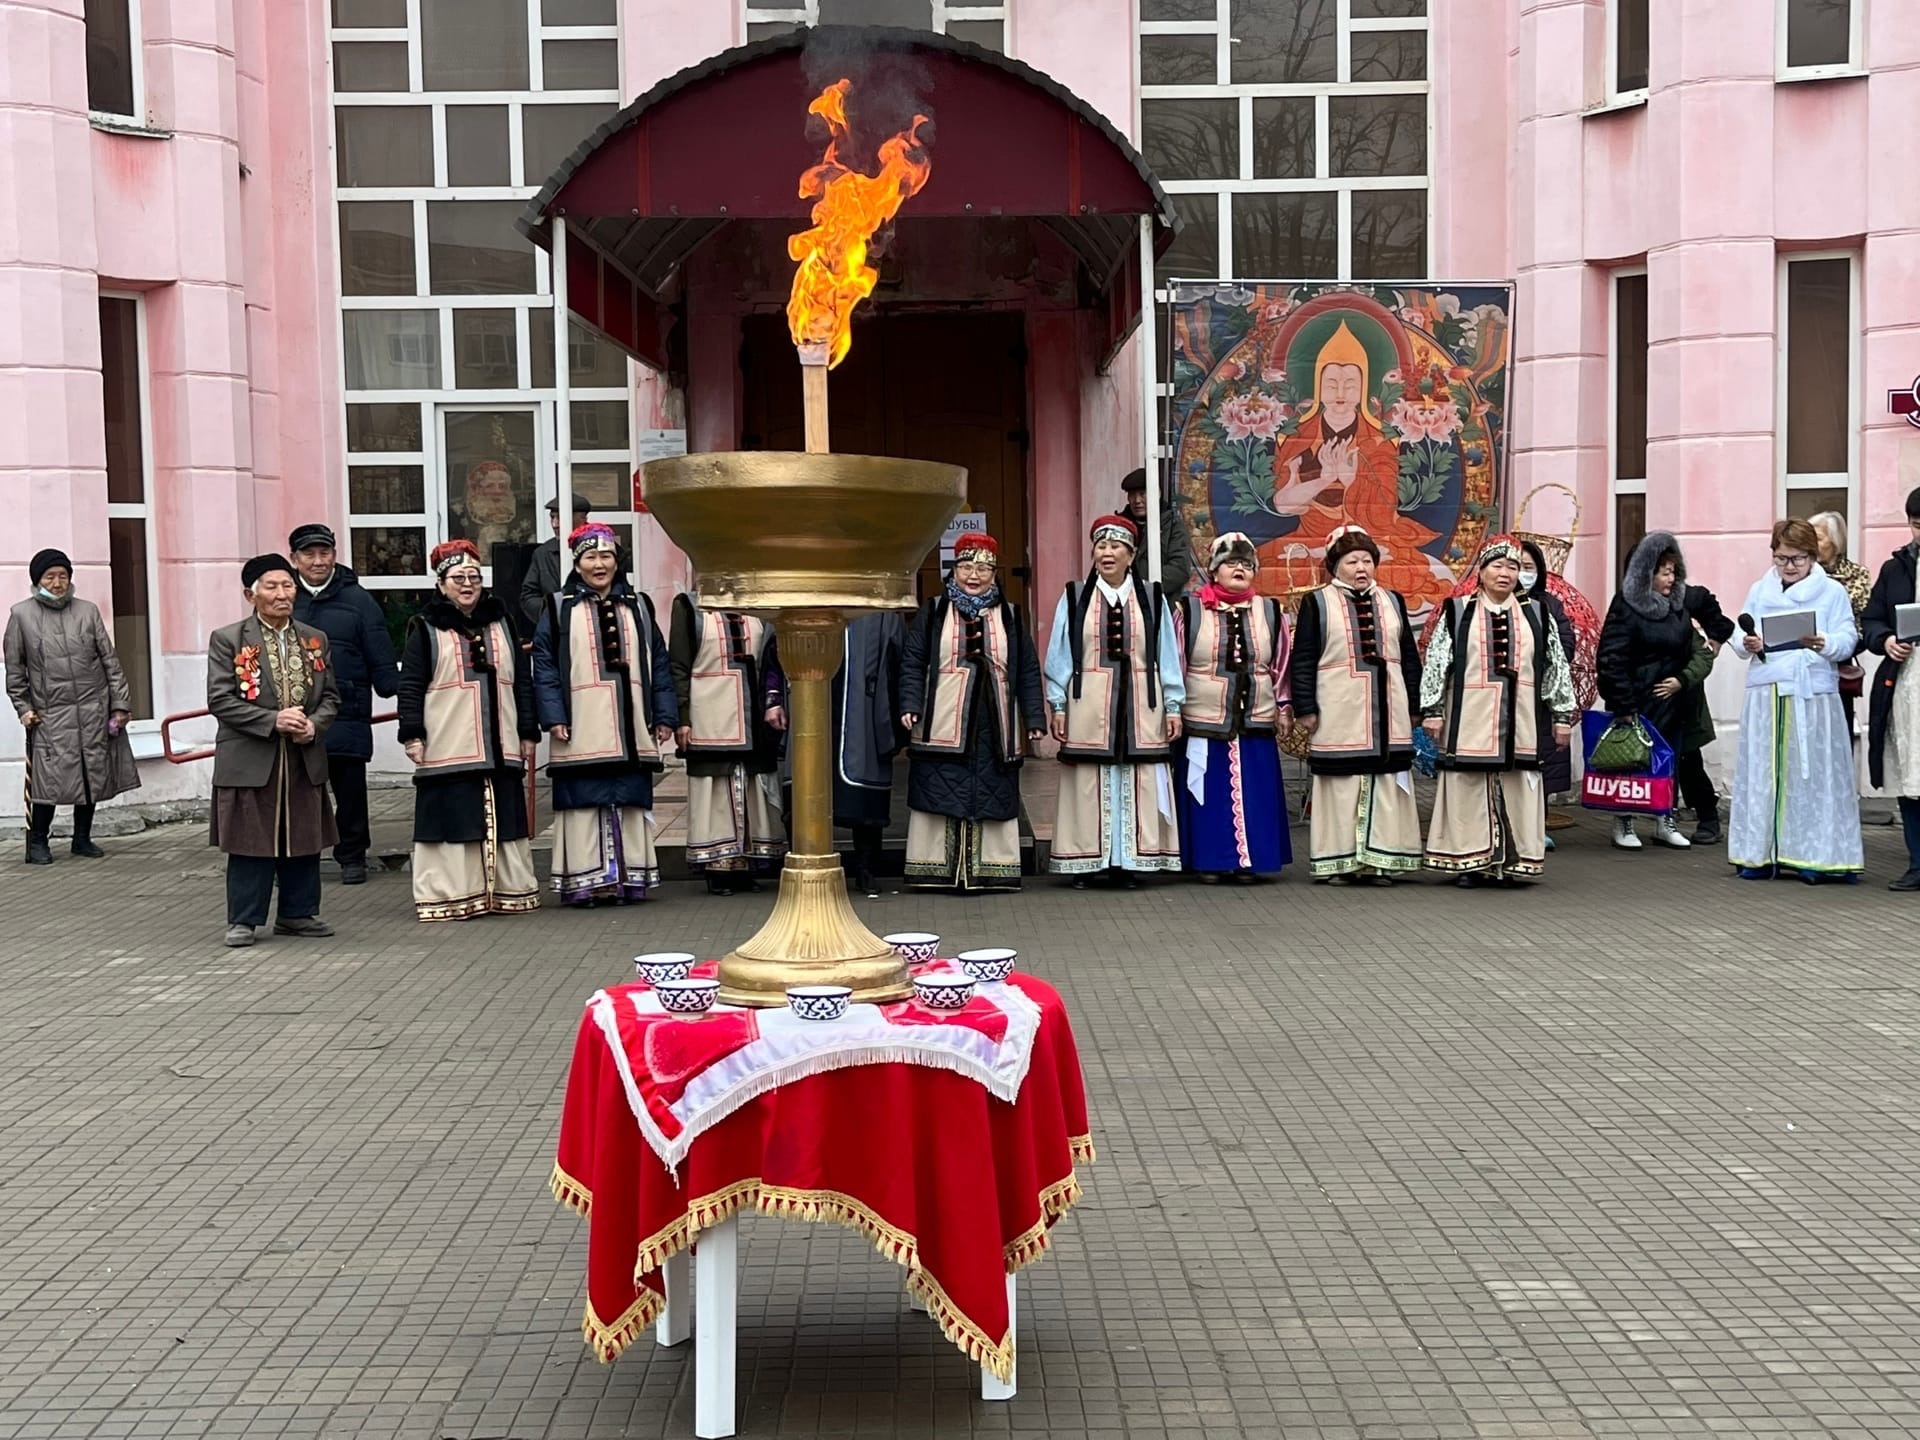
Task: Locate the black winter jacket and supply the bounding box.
[1862,543,1919,790]
[292,566,399,761]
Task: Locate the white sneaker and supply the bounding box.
[1612,817,1643,850]
[1654,816,1692,849]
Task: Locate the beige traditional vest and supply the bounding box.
[909,600,1021,764]
[1437,594,1544,770]
[548,592,663,774]
[1180,596,1284,739]
[1307,583,1414,773]
[418,618,522,776]
[1060,579,1170,763]
[686,607,770,756]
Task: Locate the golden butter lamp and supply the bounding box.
[639,450,965,1006]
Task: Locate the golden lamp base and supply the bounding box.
[638,450,967,1010]
[716,853,911,1007]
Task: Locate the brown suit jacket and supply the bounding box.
[206,616,339,789]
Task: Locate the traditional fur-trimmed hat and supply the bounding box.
[430,539,482,578]
[1089,514,1139,550]
[953,531,999,565]
[1208,531,1257,573]
[241,554,295,588]
[287,522,336,554]
[1475,533,1524,570]
[569,522,620,560]
[1323,525,1380,574]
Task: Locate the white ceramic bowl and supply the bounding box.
[883,932,941,964]
[913,972,976,1010]
[956,947,1017,983]
[656,977,721,1014]
[786,984,852,1022]
[634,952,697,985]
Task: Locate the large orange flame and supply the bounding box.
[786,78,932,368]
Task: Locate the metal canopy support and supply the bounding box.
[553,217,573,553]
[1139,214,1162,587]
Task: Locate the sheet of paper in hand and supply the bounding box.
[1896,602,1920,644]
[1760,608,1818,652]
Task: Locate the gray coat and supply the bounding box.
[206,616,338,790]
[5,595,140,807]
[519,538,565,632]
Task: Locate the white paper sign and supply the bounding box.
[1760,608,1818,650]
[638,428,688,463]
[938,512,987,565]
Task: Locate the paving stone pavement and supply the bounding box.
[4,802,1920,1440]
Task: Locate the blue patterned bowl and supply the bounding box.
[913,972,976,1010]
[634,952,697,985]
[956,948,1017,983]
[786,985,852,1022]
[656,977,721,1014]
[883,932,941,964]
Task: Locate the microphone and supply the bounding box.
[1739,612,1764,660]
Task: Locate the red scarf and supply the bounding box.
[1196,581,1256,611]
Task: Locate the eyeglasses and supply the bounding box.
[1772,553,1812,569]
[953,561,996,575]
[444,570,483,585]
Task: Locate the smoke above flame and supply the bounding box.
[786,78,932,368]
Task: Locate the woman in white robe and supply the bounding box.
[1729,518,1862,883]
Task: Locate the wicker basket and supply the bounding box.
[1512,482,1581,575]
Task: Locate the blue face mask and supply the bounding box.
[1518,569,1538,593]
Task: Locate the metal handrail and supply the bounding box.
[161,709,398,764]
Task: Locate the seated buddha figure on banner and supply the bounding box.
[1263,321,1455,614]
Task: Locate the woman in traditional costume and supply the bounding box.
[1175,532,1292,882]
[1728,518,1862,883]
[1287,526,1424,883]
[1264,321,1455,614]
[531,523,678,906]
[1044,514,1185,888]
[1420,535,1575,887]
[669,592,787,895]
[396,540,541,921]
[897,532,1045,893]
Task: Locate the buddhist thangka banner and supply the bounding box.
[1166,282,1515,619]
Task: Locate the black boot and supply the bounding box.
[25,803,54,864]
[69,804,104,858]
[24,837,52,865]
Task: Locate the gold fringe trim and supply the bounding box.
[550,1161,593,1218]
[1069,1133,1097,1165]
[580,1289,661,1362]
[634,1176,762,1275]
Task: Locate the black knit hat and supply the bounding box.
[29,549,72,586]
[242,554,295,588]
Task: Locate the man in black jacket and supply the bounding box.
[1121,467,1193,597]
[290,524,400,884]
[1862,486,1920,890]
[519,493,594,634]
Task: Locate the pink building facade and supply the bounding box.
[2,0,1914,816]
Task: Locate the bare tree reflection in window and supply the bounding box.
[1232,193,1337,280]
[1141,99,1239,181]
[1231,0,1335,85]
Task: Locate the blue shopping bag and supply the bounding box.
[1579,710,1676,815]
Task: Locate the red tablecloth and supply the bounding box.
[552,975,1093,1381]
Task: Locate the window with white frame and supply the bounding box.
[84,0,142,121]
[1778,253,1856,525]
[1609,269,1648,584]
[1779,0,1857,76]
[329,0,634,635]
[1140,0,1430,287]
[744,0,1008,50]
[1610,0,1649,99]
[98,293,160,720]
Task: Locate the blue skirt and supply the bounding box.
[1176,734,1291,874]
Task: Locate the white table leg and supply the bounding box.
[981,1272,1016,1400]
[693,1217,738,1439]
[657,1249,690,1347]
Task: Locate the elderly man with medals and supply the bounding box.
[669,590,788,895]
[1044,514,1186,888]
[206,554,340,947]
[1288,526,1425,883]
[1175,531,1293,882]
[1419,534,1576,886]
[396,540,541,921]
[531,523,679,906]
[897,531,1045,892]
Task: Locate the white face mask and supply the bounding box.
[1518,569,1538,593]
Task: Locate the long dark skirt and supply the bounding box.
[413,767,530,845]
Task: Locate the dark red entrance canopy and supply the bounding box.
[517,26,1177,371]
